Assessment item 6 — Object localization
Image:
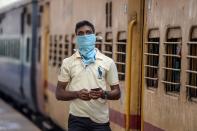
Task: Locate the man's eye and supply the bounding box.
[77,32,84,36]
[86,30,93,34]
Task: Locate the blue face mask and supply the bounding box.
[76,34,96,65]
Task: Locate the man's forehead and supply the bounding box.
[77,25,93,31]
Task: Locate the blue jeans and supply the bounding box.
[68,114,111,131]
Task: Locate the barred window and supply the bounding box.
[105,1,112,28]
[0,37,20,60]
[144,29,160,89]
[58,35,63,67]
[37,36,41,62]
[53,35,57,67]
[49,35,53,64]
[186,26,197,101]
[26,37,31,62]
[162,27,181,95]
[103,32,113,58]
[95,32,102,51]
[115,31,126,81]
[64,35,69,57]
[26,13,31,26]
[71,34,75,55]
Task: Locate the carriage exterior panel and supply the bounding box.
[143,0,197,131]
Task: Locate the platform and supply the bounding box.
[0,99,41,131]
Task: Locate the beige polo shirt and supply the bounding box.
[58,49,119,123]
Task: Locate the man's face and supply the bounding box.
[76,25,93,36]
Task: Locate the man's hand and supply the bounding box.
[77,89,91,101]
[89,88,103,99]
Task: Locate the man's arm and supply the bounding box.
[102,84,120,100]
[56,81,91,101]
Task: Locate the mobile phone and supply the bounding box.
[91,88,101,91]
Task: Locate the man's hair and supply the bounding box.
[75,20,95,34]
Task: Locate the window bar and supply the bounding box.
[104,42,112,45]
[186,85,197,89]
[118,72,125,75]
[161,80,180,85]
[144,77,158,80]
[162,67,181,71]
[103,50,112,54]
[163,54,181,57]
[145,41,159,44]
[116,42,126,45]
[164,42,181,44]
[187,41,197,45]
[187,55,197,59]
[115,62,126,65]
[144,65,158,69]
[115,52,126,55]
[144,53,159,56]
[186,70,197,74]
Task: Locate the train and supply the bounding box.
[0,0,197,131]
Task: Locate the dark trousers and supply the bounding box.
[68,114,111,131]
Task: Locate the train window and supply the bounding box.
[71,34,75,55]
[109,1,112,27]
[39,5,44,13]
[105,2,108,28]
[26,37,30,62]
[37,14,41,28]
[186,26,197,101]
[2,41,5,56]
[26,13,31,26]
[0,39,4,56]
[1,38,21,60]
[20,8,25,35]
[49,35,53,64]
[64,35,69,57]
[162,27,181,95]
[58,35,63,67]
[144,29,160,89]
[53,56,56,66]
[115,31,126,81]
[53,35,57,67]
[17,39,20,59]
[103,32,113,58]
[95,32,102,51]
[105,1,112,28]
[58,57,62,67]
[37,36,41,62]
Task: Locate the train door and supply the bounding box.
[126,0,144,130]
[39,2,50,115]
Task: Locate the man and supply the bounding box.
[56,20,120,131]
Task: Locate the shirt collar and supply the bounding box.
[75,48,103,60]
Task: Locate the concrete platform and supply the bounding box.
[0,99,41,131]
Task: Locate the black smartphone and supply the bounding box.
[91,88,101,91]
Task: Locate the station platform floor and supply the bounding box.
[0,98,41,131]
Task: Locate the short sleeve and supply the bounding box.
[58,60,70,82]
[106,61,119,85]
